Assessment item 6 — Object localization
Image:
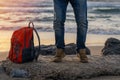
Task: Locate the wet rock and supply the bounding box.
[10,68,29,78]
[0,66,4,74]
[36,43,90,55]
[39,45,56,55]
[102,38,120,55]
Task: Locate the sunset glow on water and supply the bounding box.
[0,0,120,52]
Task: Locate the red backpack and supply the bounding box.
[8,22,40,63]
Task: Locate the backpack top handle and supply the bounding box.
[28,21,34,28]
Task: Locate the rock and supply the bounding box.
[0,66,4,74]
[102,38,120,55]
[36,43,91,55]
[10,68,29,78]
[64,43,90,55]
[2,55,120,80]
[39,45,56,55]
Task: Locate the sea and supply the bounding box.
[0,0,120,52]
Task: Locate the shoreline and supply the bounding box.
[1,31,120,52]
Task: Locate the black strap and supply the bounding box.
[28,21,40,52]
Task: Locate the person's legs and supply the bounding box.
[70,0,88,51]
[52,0,69,62]
[53,0,69,49]
[70,0,88,63]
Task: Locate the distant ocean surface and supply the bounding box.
[0,0,120,35]
[0,0,120,52]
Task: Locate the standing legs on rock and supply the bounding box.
[53,0,89,63]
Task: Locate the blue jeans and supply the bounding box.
[53,0,88,52]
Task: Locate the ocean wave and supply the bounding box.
[0,26,20,30]
[0,1,120,14]
[1,26,120,35]
[88,2,120,14]
[0,7,53,14]
[38,28,120,35]
[88,28,120,35]
[92,7,120,14]
[88,2,120,7]
[0,1,120,35]
[0,0,52,7]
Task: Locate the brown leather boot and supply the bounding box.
[77,49,88,63]
[52,49,65,62]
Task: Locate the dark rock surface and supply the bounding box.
[10,68,29,78]
[1,55,120,80]
[102,38,120,55]
[0,65,4,74]
[36,43,91,55]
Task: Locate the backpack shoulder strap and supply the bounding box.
[28,21,40,52]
